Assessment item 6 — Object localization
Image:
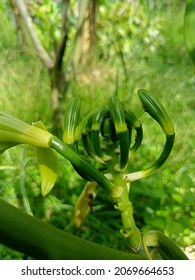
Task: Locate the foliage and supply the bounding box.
[0,1,16,50]
[0,52,50,123]
[184,0,195,67]
[30,0,62,51]
[97,2,165,66]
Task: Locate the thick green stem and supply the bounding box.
[49,136,113,194]
[111,173,141,252]
[0,199,148,260]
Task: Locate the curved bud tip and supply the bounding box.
[63,97,81,144]
[137,89,174,136]
[108,95,127,133]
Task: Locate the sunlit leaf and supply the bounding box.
[33,121,58,196]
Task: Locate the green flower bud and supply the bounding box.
[137,89,174,136]
[108,95,130,170]
[63,97,81,144]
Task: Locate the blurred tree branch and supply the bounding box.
[10,0,71,135]
[10,0,96,135]
[71,0,96,71]
[13,0,54,69]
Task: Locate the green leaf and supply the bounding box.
[143,230,188,260]
[33,121,58,196]
[36,147,58,196]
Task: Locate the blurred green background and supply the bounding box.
[0,0,194,259]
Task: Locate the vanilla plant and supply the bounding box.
[0,90,188,260]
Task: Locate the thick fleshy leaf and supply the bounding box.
[143,231,188,260]
[33,121,58,196]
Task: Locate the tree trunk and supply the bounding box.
[80,0,97,65]
[10,0,71,136]
[9,0,97,136]
[49,0,71,136]
[10,0,34,49]
[71,0,97,71]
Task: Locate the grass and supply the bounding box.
[0,51,51,124]
[0,4,194,259]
